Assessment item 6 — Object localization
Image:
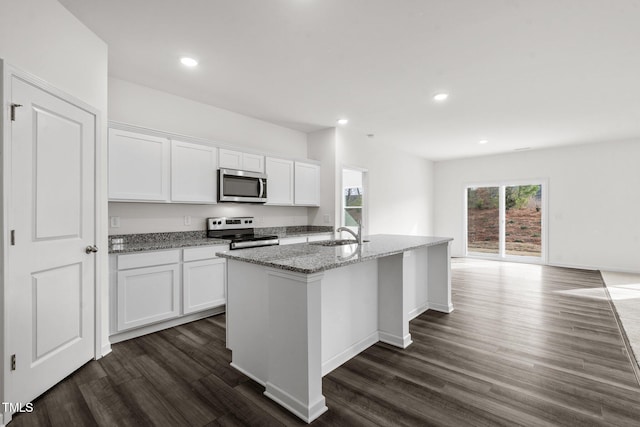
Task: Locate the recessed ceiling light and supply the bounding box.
[433,92,449,102]
[180,57,198,67]
[478,139,489,144]
[337,118,349,125]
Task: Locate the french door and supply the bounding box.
[466,182,545,262]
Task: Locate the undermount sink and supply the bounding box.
[310,239,369,247]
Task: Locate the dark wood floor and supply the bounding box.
[10,259,640,426]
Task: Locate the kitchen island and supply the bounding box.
[217,234,453,423]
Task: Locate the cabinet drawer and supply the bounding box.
[117,249,180,270]
[183,245,229,262]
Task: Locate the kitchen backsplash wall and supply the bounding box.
[108,202,310,234]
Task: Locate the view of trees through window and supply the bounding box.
[344,187,362,226]
[467,184,542,258]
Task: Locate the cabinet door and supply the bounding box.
[183,258,226,314]
[171,140,217,203]
[265,157,294,205]
[219,149,243,170]
[242,153,265,173]
[108,128,170,201]
[117,264,180,331]
[294,162,321,206]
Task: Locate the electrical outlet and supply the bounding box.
[323,214,330,224]
[110,216,120,228]
[184,216,191,226]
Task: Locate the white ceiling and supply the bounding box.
[59,0,640,161]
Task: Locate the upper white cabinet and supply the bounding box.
[294,161,321,206]
[265,157,294,205]
[171,140,217,203]
[108,128,170,201]
[219,148,264,173]
[108,126,320,207]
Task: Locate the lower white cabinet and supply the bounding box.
[110,244,229,339]
[117,263,180,331]
[183,258,226,314]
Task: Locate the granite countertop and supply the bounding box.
[108,231,230,254]
[108,226,334,254]
[216,234,453,274]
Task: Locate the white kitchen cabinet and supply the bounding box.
[108,129,171,201]
[265,157,294,205]
[183,258,226,314]
[117,263,180,331]
[219,148,265,173]
[182,245,227,314]
[111,245,229,340]
[171,140,217,203]
[294,161,321,206]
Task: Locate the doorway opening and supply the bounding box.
[465,182,546,262]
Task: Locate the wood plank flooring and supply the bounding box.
[10,259,640,426]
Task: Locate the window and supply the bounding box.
[466,182,545,261]
[341,168,366,231]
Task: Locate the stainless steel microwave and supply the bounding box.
[218,168,267,203]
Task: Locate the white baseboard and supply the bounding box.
[379,331,412,349]
[100,343,112,358]
[264,381,328,424]
[408,303,429,320]
[321,331,379,376]
[428,301,454,313]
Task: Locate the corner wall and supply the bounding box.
[434,140,640,272]
[308,127,435,236]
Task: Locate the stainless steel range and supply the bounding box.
[207,217,279,250]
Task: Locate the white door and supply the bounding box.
[7,76,96,410]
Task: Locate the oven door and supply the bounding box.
[219,169,267,203]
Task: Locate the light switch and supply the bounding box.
[110,216,120,228]
[184,216,191,226]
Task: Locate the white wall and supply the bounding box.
[309,128,434,235]
[108,78,310,234]
[308,128,338,227]
[337,129,434,236]
[0,0,110,408]
[434,140,640,273]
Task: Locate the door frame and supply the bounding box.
[463,178,549,264]
[0,60,104,424]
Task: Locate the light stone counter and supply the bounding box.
[216,234,453,273]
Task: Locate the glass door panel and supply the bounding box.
[505,185,542,257]
[467,187,500,255]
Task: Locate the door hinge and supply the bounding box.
[10,229,15,246]
[11,354,16,371]
[10,103,23,121]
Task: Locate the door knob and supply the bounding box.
[85,245,98,254]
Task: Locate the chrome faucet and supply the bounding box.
[336,220,363,245]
